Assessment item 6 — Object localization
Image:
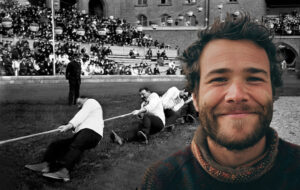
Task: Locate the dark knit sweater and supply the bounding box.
[140,128,300,190]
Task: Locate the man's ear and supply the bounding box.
[192,93,199,112]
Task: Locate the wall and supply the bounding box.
[211,0,267,23]
[47,0,299,26]
[113,0,267,26]
[266,7,300,15]
[144,27,199,53]
[117,0,206,26]
[78,0,267,27]
[143,29,300,68]
[273,36,300,55]
[273,36,300,70]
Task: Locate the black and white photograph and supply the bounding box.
[0,0,299,189]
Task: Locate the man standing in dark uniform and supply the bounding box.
[66,55,81,105]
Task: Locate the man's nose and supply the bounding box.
[225,81,249,103]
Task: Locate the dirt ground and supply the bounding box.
[0,74,299,190]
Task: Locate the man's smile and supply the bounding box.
[218,111,257,118]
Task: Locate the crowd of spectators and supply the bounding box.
[0,1,179,76]
[0,2,169,48]
[263,10,300,35]
[0,39,82,76]
[0,38,180,76]
[79,55,156,76]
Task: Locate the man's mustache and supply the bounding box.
[214,104,264,116]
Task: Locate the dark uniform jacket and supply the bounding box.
[66,60,81,82]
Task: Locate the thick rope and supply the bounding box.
[0,129,61,146]
[0,112,132,146]
[103,112,132,122]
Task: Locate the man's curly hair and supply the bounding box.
[179,13,282,97]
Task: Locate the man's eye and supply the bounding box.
[209,77,227,83]
[247,77,264,82]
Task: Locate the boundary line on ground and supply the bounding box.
[0,75,186,84]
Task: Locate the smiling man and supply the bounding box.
[140,14,300,190]
[198,39,273,159]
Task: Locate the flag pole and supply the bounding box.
[51,0,56,75]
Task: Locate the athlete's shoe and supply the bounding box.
[43,168,70,182]
[164,124,175,132]
[176,117,185,124]
[185,114,196,123]
[110,130,123,145]
[25,162,49,173]
[137,131,148,144]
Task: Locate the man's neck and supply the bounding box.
[207,136,267,168]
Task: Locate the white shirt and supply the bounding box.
[69,99,104,136]
[161,87,184,112]
[49,53,56,61]
[12,60,20,70]
[169,61,175,68]
[88,64,96,75]
[131,68,139,75]
[143,93,165,125]
[94,65,104,74]
[81,60,90,76]
[61,54,70,65]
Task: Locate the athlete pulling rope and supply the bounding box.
[19,96,136,182]
[0,112,132,146]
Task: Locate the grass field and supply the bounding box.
[0,83,196,190]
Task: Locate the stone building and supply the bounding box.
[46,0,266,27]
[42,0,300,71]
[44,0,298,26]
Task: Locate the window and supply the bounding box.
[161,14,172,26]
[185,14,197,26]
[184,0,196,4]
[138,0,147,5]
[161,14,169,23]
[159,0,172,5]
[138,14,148,26]
[136,0,147,6]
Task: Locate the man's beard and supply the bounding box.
[198,101,273,150]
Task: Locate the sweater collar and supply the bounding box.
[191,126,279,183]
